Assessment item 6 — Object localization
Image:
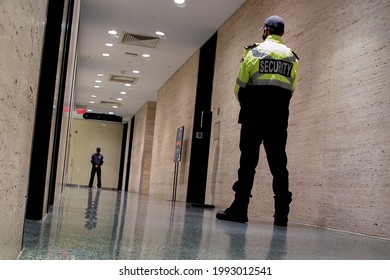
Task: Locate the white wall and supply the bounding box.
[67,119,124,189]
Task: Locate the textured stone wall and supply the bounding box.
[129,101,156,195]
[0,0,48,259]
[206,0,390,238]
[145,0,390,238]
[149,52,199,202]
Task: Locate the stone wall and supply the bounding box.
[149,52,200,202]
[150,0,390,238]
[129,101,157,195]
[207,0,390,238]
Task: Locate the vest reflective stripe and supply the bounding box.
[236,78,247,88]
[249,72,295,87]
[249,76,294,91]
[252,49,297,63]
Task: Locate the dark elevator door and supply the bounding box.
[186,32,217,205]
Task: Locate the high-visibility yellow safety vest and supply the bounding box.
[234,35,299,100]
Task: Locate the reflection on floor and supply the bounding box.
[19,186,390,260]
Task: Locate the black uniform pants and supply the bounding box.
[234,122,290,200]
[88,165,102,188]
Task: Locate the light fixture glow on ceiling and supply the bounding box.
[97,73,104,76]
[102,53,110,57]
[89,101,95,104]
[124,83,131,87]
[109,112,114,115]
[91,95,96,98]
[174,0,186,8]
[133,70,140,74]
[155,31,165,36]
[142,54,151,58]
[112,105,118,109]
[108,30,117,35]
[94,85,100,88]
[95,80,102,83]
[120,91,127,95]
[105,43,114,47]
[117,98,123,101]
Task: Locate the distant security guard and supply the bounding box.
[217,15,299,226]
[88,147,104,189]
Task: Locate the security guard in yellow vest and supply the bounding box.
[216,15,299,226]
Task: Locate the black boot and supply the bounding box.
[216,194,250,223]
[273,193,292,226]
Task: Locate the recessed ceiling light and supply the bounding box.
[102,53,110,57]
[174,0,186,7]
[97,73,104,76]
[120,91,126,95]
[124,83,131,87]
[91,95,96,98]
[87,109,92,112]
[112,106,118,109]
[156,31,165,36]
[105,43,114,47]
[89,101,95,104]
[142,54,151,58]
[133,70,140,74]
[94,85,100,88]
[108,30,117,35]
[117,98,123,101]
[109,112,114,115]
[95,80,102,83]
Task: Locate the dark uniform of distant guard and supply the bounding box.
[216,15,299,226]
[88,147,104,189]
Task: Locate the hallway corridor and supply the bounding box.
[19,186,390,260]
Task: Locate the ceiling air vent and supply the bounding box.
[75,104,87,110]
[100,101,122,107]
[119,32,160,48]
[108,74,139,85]
[125,52,138,57]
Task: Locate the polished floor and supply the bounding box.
[19,186,390,260]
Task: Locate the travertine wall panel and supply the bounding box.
[0,0,48,259]
[144,0,389,238]
[129,101,156,195]
[149,52,199,202]
[206,0,390,238]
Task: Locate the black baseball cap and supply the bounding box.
[260,15,285,33]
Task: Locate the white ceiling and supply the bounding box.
[74,0,246,121]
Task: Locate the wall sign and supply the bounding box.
[174,126,184,162]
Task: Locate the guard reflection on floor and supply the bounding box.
[85,189,101,229]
